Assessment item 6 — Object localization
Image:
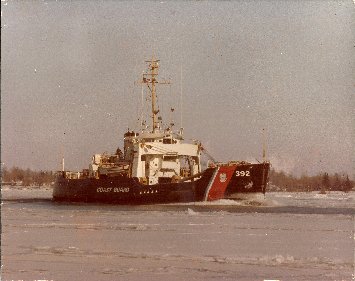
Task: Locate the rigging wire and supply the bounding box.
[180,62,183,130]
[140,80,144,130]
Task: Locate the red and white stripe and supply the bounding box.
[204,165,237,201]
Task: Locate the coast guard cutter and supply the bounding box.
[53,59,270,204]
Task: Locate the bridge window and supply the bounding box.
[163,138,172,144]
[163,155,177,162]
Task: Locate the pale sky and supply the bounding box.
[1,1,354,177]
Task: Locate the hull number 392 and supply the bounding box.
[235,171,250,177]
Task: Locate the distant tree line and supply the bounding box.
[1,166,56,187]
[269,169,353,192]
[1,166,354,192]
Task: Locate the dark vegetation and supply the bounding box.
[1,166,354,192]
[1,167,56,187]
[269,169,353,192]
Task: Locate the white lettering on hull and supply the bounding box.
[96,187,130,193]
[235,171,250,177]
[114,187,130,193]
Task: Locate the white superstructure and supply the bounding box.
[124,131,201,185]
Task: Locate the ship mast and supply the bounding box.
[142,57,170,133]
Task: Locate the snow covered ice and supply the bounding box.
[1,188,354,280]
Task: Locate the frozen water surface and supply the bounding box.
[1,188,354,281]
